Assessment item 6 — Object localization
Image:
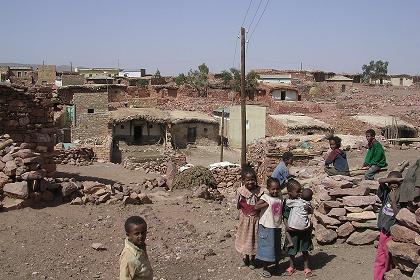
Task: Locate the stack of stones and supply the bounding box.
[54,147,95,166]
[386,207,420,277]
[0,134,51,210]
[67,180,154,206]
[211,165,241,189]
[313,175,381,246]
[124,153,187,174]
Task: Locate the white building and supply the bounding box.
[257,74,292,85]
[119,69,146,78]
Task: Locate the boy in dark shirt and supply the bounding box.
[374,171,404,280]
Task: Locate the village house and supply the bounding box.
[118,69,146,78]
[36,65,56,86]
[390,75,413,87]
[257,73,292,85]
[75,67,120,78]
[325,75,353,92]
[352,115,418,139]
[0,66,10,82]
[213,105,266,149]
[8,66,34,86]
[61,73,86,86]
[268,114,333,135]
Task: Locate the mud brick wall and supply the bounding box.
[72,92,109,143]
[36,65,56,85]
[0,85,57,175]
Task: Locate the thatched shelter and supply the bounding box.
[269,114,333,135]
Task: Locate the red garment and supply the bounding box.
[237,185,265,216]
[238,197,258,216]
[373,232,392,280]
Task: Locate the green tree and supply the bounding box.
[154,69,162,79]
[186,63,210,97]
[362,60,389,83]
[230,68,260,97]
[220,70,233,87]
[175,73,187,86]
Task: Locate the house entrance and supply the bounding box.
[187,127,197,143]
[341,84,346,92]
[134,126,143,143]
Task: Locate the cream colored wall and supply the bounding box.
[228,105,266,148]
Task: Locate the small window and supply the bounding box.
[148,124,153,128]
[87,109,94,113]
[17,72,21,77]
[89,74,92,77]
[120,125,125,129]
[203,127,208,133]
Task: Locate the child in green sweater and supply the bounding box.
[362,129,387,180]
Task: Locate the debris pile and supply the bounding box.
[172,166,217,190]
[312,175,381,246]
[386,207,420,276]
[0,134,51,210]
[210,164,241,189]
[54,147,95,165]
[123,153,186,174]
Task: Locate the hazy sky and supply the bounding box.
[1,0,419,75]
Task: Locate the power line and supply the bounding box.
[247,0,263,32]
[248,0,270,42]
[241,0,253,27]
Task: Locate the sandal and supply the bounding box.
[260,269,272,278]
[285,267,296,276]
[304,268,315,277]
[241,257,250,267]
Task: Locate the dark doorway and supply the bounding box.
[281,91,286,100]
[341,84,346,92]
[187,127,197,143]
[134,126,143,143]
[400,78,403,86]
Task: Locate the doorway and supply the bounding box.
[341,84,346,92]
[187,127,197,143]
[134,126,143,143]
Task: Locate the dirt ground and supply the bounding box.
[1,147,419,280]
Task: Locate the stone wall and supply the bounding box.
[36,65,56,85]
[72,92,109,143]
[0,84,56,175]
[170,122,219,149]
[62,74,85,86]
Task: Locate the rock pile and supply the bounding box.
[386,207,420,276]
[123,153,187,174]
[312,175,381,246]
[172,166,217,190]
[0,135,51,210]
[55,147,95,165]
[211,165,241,189]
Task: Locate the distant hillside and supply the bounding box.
[0,63,71,72]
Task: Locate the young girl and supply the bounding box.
[255,177,283,278]
[324,135,350,176]
[283,179,314,277]
[235,164,264,269]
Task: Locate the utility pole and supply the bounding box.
[300,62,303,71]
[70,62,73,72]
[240,27,246,167]
[220,109,225,162]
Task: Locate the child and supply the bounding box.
[272,152,294,189]
[255,177,283,278]
[235,164,264,270]
[285,188,313,247]
[374,171,404,280]
[120,216,153,280]
[283,179,314,277]
[324,135,350,176]
[363,129,387,180]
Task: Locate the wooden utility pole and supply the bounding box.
[220,109,225,162]
[240,27,246,167]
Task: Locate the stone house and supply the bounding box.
[75,67,120,78]
[390,75,413,87]
[8,66,34,86]
[0,83,57,175]
[326,75,353,92]
[36,65,56,85]
[256,83,300,102]
[0,66,10,82]
[61,74,85,86]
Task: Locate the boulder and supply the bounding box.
[329,186,370,197]
[387,240,420,265]
[343,195,378,207]
[98,193,111,203]
[327,207,346,217]
[346,211,376,221]
[416,208,420,224]
[165,161,177,189]
[358,180,380,191]
[337,222,355,237]
[384,269,411,280]
[3,160,17,176]
[390,224,419,244]
[13,149,34,159]
[412,265,420,279]
[346,229,378,245]
[396,208,420,233]
[393,257,418,273]
[323,200,343,208]
[314,211,341,226]
[351,221,378,230]
[21,171,44,180]
[416,236,420,246]
[317,190,332,201]
[3,182,29,199]
[321,177,353,189]
[61,182,79,197]
[345,206,364,213]
[315,224,337,244]
[0,160,4,171]
[83,181,106,194]
[2,153,13,162]
[1,197,26,210]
